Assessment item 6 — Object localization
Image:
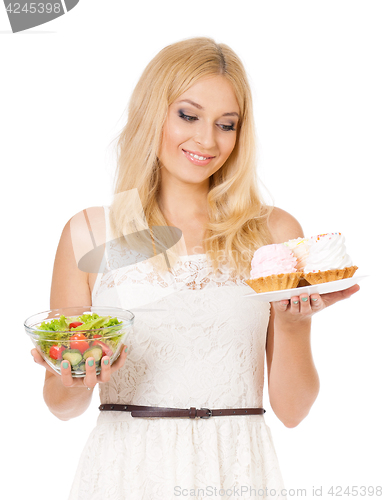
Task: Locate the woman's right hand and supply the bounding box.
[31,345,129,390]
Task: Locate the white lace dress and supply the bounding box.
[68,207,286,500]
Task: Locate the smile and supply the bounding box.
[184,151,212,160]
[182,149,216,166]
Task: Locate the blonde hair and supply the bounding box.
[110,37,272,278]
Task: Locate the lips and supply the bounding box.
[182,149,215,166]
[182,149,215,160]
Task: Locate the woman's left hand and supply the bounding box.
[272,284,360,323]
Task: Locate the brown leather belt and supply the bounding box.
[99,404,266,418]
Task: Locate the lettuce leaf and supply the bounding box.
[38,315,70,332]
[71,314,122,331]
[37,313,122,332]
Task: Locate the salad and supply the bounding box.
[35,313,124,373]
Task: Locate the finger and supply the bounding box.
[31,348,60,376]
[98,356,111,383]
[310,294,323,310]
[299,293,311,313]
[340,284,360,299]
[110,345,128,372]
[61,359,75,387]
[321,284,361,307]
[31,348,44,363]
[273,300,289,311]
[290,296,300,313]
[83,357,97,389]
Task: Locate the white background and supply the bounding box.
[1,1,383,499]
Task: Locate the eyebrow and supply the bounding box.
[177,99,239,118]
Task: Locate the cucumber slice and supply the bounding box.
[62,349,83,367]
[83,345,103,362]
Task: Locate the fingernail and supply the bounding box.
[62,361,69,369]
[301,297,308,302]
[103,359,109,365]
[293,300,299,305]
[88,359,94,367]
[124,347,128,353]
[311,298,318,302]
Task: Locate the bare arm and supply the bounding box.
[266,304,319,428]
[32,208,128,421]
[265,208,358,428]
[35,217,92,420]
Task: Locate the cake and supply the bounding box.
[246,233,358,293]
[283,237,310,271]
[303,233,358,284]
[245,244,302,293]
[283,237,312,286]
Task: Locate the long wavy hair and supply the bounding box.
[109,37,272,278]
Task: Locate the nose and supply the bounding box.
[194,122,216,151]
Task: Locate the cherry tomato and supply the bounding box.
[69,321,84,329]
[49,345,66,360]
[92,334,102,339]
[92,340,113,357]
[70,333,89,354]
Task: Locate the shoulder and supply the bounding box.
[267,206,304,244]
[66,206,106,244]
[67,206,106,228]
[57,206,106,273]
[50,206,106,310]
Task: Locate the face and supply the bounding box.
[158,75,240,188]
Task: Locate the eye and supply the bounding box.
[219,123,236,132]
[178,110,198,122]
[178,110,236,131]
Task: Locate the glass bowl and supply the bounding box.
[25,306,134,378]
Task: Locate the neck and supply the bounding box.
[158,180,210,223]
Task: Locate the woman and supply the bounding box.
[31,37,359,499]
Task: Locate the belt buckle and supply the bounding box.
[199,407,212,419]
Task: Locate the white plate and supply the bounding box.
[243,275,367,302]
